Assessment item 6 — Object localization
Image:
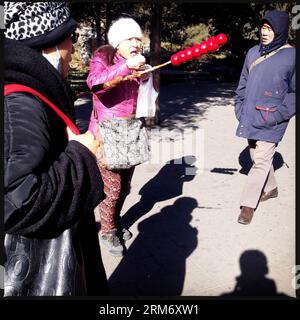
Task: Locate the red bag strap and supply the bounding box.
[4,84,80,135]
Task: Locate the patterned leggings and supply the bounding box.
[98,166,135,234]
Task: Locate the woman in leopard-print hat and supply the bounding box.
[4,2,108,297]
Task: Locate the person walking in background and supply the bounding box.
[234,10,295,225]
[87,17,151,257]
[4,2,108,296]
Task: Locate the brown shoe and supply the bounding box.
[260,187,278,202]
[238,206,255,225]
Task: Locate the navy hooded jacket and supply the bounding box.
[234,10,295,143]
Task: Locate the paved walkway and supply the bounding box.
[75,79,295,297]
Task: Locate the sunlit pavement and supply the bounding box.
[76,80,295,297]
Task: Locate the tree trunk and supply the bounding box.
[105,2,112,44]
[93,3,102,46]
[148,3,162,126]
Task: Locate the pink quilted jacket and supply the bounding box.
[87,52,140,138]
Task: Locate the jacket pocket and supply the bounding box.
[253,106,280,128]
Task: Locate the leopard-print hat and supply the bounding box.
[4,2,77,49]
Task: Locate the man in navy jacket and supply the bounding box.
[234,10,295,224]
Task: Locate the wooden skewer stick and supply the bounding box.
[139,60,172,74]
[103,60,172,89]
[103,73,138,89]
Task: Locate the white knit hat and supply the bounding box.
[108,18,143,48]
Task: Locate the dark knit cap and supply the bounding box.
[4,2,77,49]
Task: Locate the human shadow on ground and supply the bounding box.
[121,156,197,231]
[108,197,199,296]
[238,147,284,175]
[220,250,290,297]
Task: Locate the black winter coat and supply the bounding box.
[4,39,108,296]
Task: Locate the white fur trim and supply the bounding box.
[108,18,143,48]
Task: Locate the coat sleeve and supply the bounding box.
[234,51,250,121]
[4,93,104,238]
[280,68,295,121]
[86,55,131,96]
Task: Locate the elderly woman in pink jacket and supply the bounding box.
[87,17,149,257]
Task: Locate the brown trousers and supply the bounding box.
[240,139,277,209]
